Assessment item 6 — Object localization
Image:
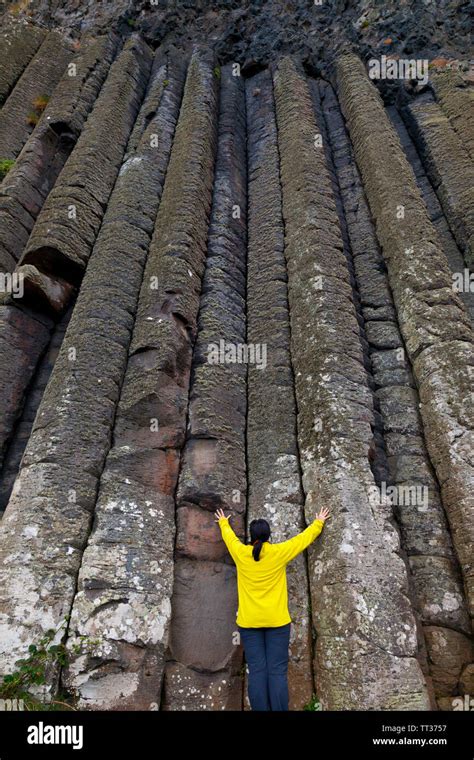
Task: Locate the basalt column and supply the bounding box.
[387,106,474,324]
[0,303,74,515]
[0,33,120,274]
[430,70,474,163]
[0,31,73,159]
[0,19,47,106]
[0,36,146,483]
[337,54,474,628]
[401,94,474,269]
[273,57,431,710]
[245,68,314,710]
[16,36,150,315]
[62,52,217,710]
[318,78,472,710]
[162,65,247,711]
[0,38,154,697]
[0,303,52,476]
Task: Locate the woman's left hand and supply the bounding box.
[214,508,231,522]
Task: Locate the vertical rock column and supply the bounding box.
[0,304,52,473]
[387,106,474,324]
[162,65,246,711]
[0,31,73,159]
[430,70,474,165]
[16,36,150,314]
[0,303,74,514]
[0,33,120,274]
[0,37,146,479]
[337,54,474,627]
[401,94,474,269]
[62,52,217,710]
[273,57,431,710]
[245,69,314,710]
[0,20,47,106]
[0,39,154,696]
[318,80,472,709]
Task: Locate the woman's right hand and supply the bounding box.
[214,508,231,523]
[316,507,331,522]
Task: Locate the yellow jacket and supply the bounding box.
[218,516,325,628]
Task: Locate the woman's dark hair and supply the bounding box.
[249,519,271,561]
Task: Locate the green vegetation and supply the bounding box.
[26,111,39,127]
[0,616,100,711]
[32,94,49,113]
[26,94,49,128]
[303,693,322,711]
[0,159,15,181]
[213,66,221,79]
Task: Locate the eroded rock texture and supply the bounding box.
[0,19,472,712]
[0,33,120,274]
[274,57,431,711]
[62,51,218,710]
[337,55,474,632]
[245,68,313,710]
[0,18,46,106]
[0,31,73,159]
[163,64,245,712]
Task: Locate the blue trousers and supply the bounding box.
[238,622,291,711]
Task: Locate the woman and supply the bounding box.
[214,506,330,711]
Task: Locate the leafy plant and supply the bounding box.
[0,616,100,711]
[303,693,322,711]
[0,159,15,181]
[213,66,221,79]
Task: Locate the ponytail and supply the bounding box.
[252,539,263,562]
[249,519,271,561]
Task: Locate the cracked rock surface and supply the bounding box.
[0,10,473,711]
